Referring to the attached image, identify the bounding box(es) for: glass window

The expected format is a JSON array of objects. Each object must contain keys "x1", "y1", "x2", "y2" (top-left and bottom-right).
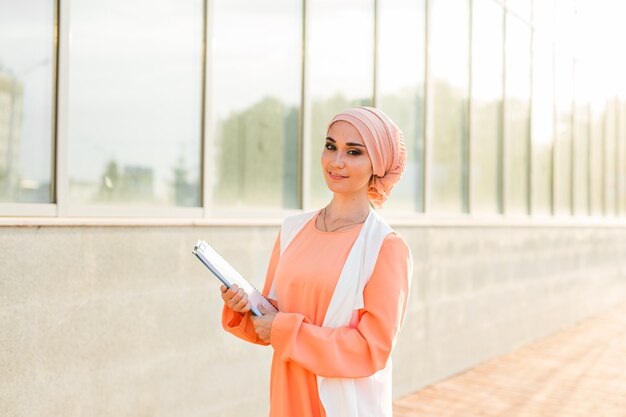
[
  {"x1": 552, "y1": 0, "x2": 576, "y2": 216},
  {"x1": 68, "y1": 0, "x2": 203, "y2": 207},
  {"x1": 572, "y1": 100, "x2": 590, "y2": 216},
  {"x1": 470, "y1": 0, "x2": 503, "y2": 214},
  {"x1": 531, "y1": 0, "x2": 554, "y2": 216},
  {"x1": 307, "y1": 0, "x2": 374, "y2": 208},
  {"x1": 504, "y1": 15, "x2": 531, "y2": 215},
  {"x1": 378, "y1": 0, "x2": 425, "y2": 212},
  {"x1": 603, "y1": 99, "x2": 617, "y2": 216},
  {"x1": 210, "y1": 0, "x2": 302, "y2": 210},
  {"x1": 0, "y1": 0, "x2": 55, "y2": 203},
  {"x1": 589, "y1": 101, "x2": 604, "y2": 216},
  {"x1": 553, "y1": 52, "x2": 573, "y2": 215},
  {"x1": 428, "y1": 0, "x2": 470, "y2": 213},
  {"x1": 620, "y1": 100, "x2": 626, "y2": 216}
]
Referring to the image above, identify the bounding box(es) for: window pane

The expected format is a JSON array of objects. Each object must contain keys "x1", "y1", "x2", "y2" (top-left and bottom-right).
[
  {"x1": 68, "y1": 0, "x2": 203, "y2": 207},
  {"x1": 604, "y1": 99, "x2": 617, "y2": 216},
  {"x1": 211, "y1": 0, "x2": 301, "y2": 209},
  {"x1": 470, "y1": 0, "x2": 503, "y2": 214},
  {"x1": 553, "y1": 53, "x2": 573, "y2": 215},
  {"x1": 307, "y1": 0, "x2": 374, "y2": 208},
  {"x1": 620, "y1": 100, "x2": 626, "y2": 216},
  {"x1": 504, "y1": 15, "x2": 531, "y2": 215},
  {"x1": 589, "y1": 102, "x2": 604, "y2": 216},
  {"x1": 531, "y1": 0, "x2": 554, "y2": 216},
  {"x1": 0, "y1": 1, "x2": 54, "y2": 203},
  {"x1": 428, "y1": 0, "x2": 469, "y2": 213},
  {"x1": 552, "y1": 0, "x2": 576, "y2": 215},
  {"x1": 378, "y1": 0, "x2": 425, "y2": 212},
  {"x1": 573, "y1": 101, "x2": 590, "y2": 216}
]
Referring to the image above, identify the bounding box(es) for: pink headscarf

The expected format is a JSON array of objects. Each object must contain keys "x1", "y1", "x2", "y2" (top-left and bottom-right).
[{"x1": 328, "y1": 107, "x2": 407, "y2": 208}]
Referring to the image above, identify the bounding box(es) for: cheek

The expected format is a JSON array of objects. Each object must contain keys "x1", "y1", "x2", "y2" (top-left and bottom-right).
[
  {"x1": 320, "y1": 151, "x2": 330, "y2": 168},
  {"x1": 353, "y1": 164, "x2": 373, "y2": 185},
  {"x1": 360, "y1": 160, "x2": 374, "y2": 178}
]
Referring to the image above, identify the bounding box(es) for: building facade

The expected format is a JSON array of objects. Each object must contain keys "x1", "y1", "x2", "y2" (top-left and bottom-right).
[{"x1": 1, "y1": 1, "x2": 626, "y2": 416}]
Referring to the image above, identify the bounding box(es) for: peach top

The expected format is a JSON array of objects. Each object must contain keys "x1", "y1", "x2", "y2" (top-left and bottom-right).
[{"x1": 222, "y1": 213, "x2": 411, "y2": 417}]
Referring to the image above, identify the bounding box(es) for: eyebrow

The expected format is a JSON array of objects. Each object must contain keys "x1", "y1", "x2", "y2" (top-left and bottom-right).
[{"x1": 325, "y1": 137, "x2": 366, "y2": 148}]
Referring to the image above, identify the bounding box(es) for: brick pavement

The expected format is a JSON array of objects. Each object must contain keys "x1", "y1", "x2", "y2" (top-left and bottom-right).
[{"x1": 393, "y1": 303, "x2": 626, "y2": 417}]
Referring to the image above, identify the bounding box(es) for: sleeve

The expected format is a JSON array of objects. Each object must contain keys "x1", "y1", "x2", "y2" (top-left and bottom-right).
[
  {"x1": 269, "y1": 233, "x2": 412, "y2": 378},
  {"x1": 220, "y1": 232, "x2": 282, "y2": 346}
]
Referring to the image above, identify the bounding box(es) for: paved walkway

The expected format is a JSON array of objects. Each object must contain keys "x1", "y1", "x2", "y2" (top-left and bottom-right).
[{"x1": 393, "y1": 304, "x2": 626, "y2": 417}]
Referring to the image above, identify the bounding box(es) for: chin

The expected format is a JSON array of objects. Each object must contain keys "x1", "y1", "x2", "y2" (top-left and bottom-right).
[
  {"x1": 323, "y1": 182, "x2": 347, "y2": 194},
  {"x1": 324, "y1": 181, "x2": 368, "y2": 197},
  {"x1": 323, "y1": 182, "x2": 342, "y2": 194}
]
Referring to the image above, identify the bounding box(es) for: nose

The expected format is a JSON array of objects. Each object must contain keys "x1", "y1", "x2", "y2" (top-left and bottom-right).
[{"x1": 330, "y1": 152, "x2": 345, "y2": 168}]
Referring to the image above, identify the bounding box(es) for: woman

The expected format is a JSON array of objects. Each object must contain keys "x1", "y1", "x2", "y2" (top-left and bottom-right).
[{"x1": 220, "y1": 106, "x2": 412, "y2": 417}]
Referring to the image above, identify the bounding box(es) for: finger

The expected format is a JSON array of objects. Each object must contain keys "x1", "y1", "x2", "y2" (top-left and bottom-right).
[
  {"x1": 223, "y1": 285, "x2": 237, "y2": 301},
  {"x1": 230, "y1": 289, "x2": 244, "y2": 305},
  {"x1": 234, "y1": 297, "x2": 250, "y2": 312},
  {"x1": 221, "y1": 289, "x2": 234, "y2": 303},
  {"x1": 235, "y1": 287, "x2": 246, "y2": 300},
  {"x1": 226, "y1": 284, "x2": 239, "y2": 296},
  {"x1": 222, "y1": 290, "x2": 236, "y2": 304},
  {"x1": 220, "y1": 285, "x2": 227, "y2": 293}
]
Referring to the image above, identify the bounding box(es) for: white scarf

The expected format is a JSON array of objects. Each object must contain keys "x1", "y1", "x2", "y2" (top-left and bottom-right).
[{"x1": 269, "y1": 209, "x2": 397, "y2": 417}]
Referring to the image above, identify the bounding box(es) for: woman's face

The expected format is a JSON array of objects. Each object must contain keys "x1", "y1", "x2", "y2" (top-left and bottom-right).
[{"x1": 321, "y1": 121, "x2": 373, "y2": 197}]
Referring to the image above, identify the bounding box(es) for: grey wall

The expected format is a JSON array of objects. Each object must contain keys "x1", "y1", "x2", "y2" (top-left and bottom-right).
[{"x1": 1, "y1": 224, "x2": 625, "y2": 417}]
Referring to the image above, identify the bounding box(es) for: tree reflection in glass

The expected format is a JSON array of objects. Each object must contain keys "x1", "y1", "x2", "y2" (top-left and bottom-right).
[
  {"x1": 470, "y1": 0, "x2": 503, "y2": 214},
  {"x1": 504, "y1": 15, "x2": 531, "y2": 215},
  {"x1": 211, "y1": 0, "x2": 301, "y2": 210},
  {"x1": 428, "y1": 0, "x2": 469, "y2": 213}
]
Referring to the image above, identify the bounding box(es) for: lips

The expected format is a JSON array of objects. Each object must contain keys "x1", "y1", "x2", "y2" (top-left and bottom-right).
[{"x1": 328, "y1": 171, "x2": 348, "y2": 180}]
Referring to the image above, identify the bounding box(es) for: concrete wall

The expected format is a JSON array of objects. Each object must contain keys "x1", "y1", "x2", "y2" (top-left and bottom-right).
[{"x1": 2, "y1": 224, "x2": 625, "y2": 417}]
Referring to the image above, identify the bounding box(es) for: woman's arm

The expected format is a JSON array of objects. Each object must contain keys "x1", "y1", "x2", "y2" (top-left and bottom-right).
[
  {"x1": 221, "y1": 232, "x2": 281, "y2": 346},
  {"x1": 269, "y1": 234, "x2": 412, "y2": 377}
]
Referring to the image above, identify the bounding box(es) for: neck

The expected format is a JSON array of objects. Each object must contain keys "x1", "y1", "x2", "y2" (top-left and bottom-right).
[{"x1": 325, "y1": 193, "x2": 371, "y2": 222}]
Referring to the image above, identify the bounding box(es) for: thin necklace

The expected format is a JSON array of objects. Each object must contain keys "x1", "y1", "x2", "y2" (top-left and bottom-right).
[{"x1": 322, "y1": 206, "x2": 368, "y2": 232}]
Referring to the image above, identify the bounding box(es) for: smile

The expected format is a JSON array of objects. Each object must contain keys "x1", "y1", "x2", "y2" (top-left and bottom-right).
[{"x1": 328, "y1": 172, "x2": 348, "y2": 180}]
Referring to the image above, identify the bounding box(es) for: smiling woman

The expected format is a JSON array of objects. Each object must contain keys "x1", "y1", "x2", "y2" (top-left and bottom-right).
[{"x1": 220, "y1": 107, "x2": 413, "y2": 417}]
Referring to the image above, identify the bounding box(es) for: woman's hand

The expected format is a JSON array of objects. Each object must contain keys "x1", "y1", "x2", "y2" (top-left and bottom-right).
[
  {"x1": 220, "y1": 284, "x2": 251, "y2": 314},
  {"x1": 251, "y1": 305, "x2": 277, "y2": 343}
]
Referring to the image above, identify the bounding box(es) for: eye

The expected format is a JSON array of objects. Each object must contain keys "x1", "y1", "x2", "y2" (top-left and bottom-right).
[
  {"x1": 325, "y1": 142, "x2": 336, "y2": 151},
  {"x1": 347, "y1": 149, "x2": 362, "y2": 156}
]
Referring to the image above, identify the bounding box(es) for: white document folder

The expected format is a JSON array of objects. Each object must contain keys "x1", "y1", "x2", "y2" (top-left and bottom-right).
[{"x1": 193, "y1": 240, "x2": 277, "y2": 317}]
